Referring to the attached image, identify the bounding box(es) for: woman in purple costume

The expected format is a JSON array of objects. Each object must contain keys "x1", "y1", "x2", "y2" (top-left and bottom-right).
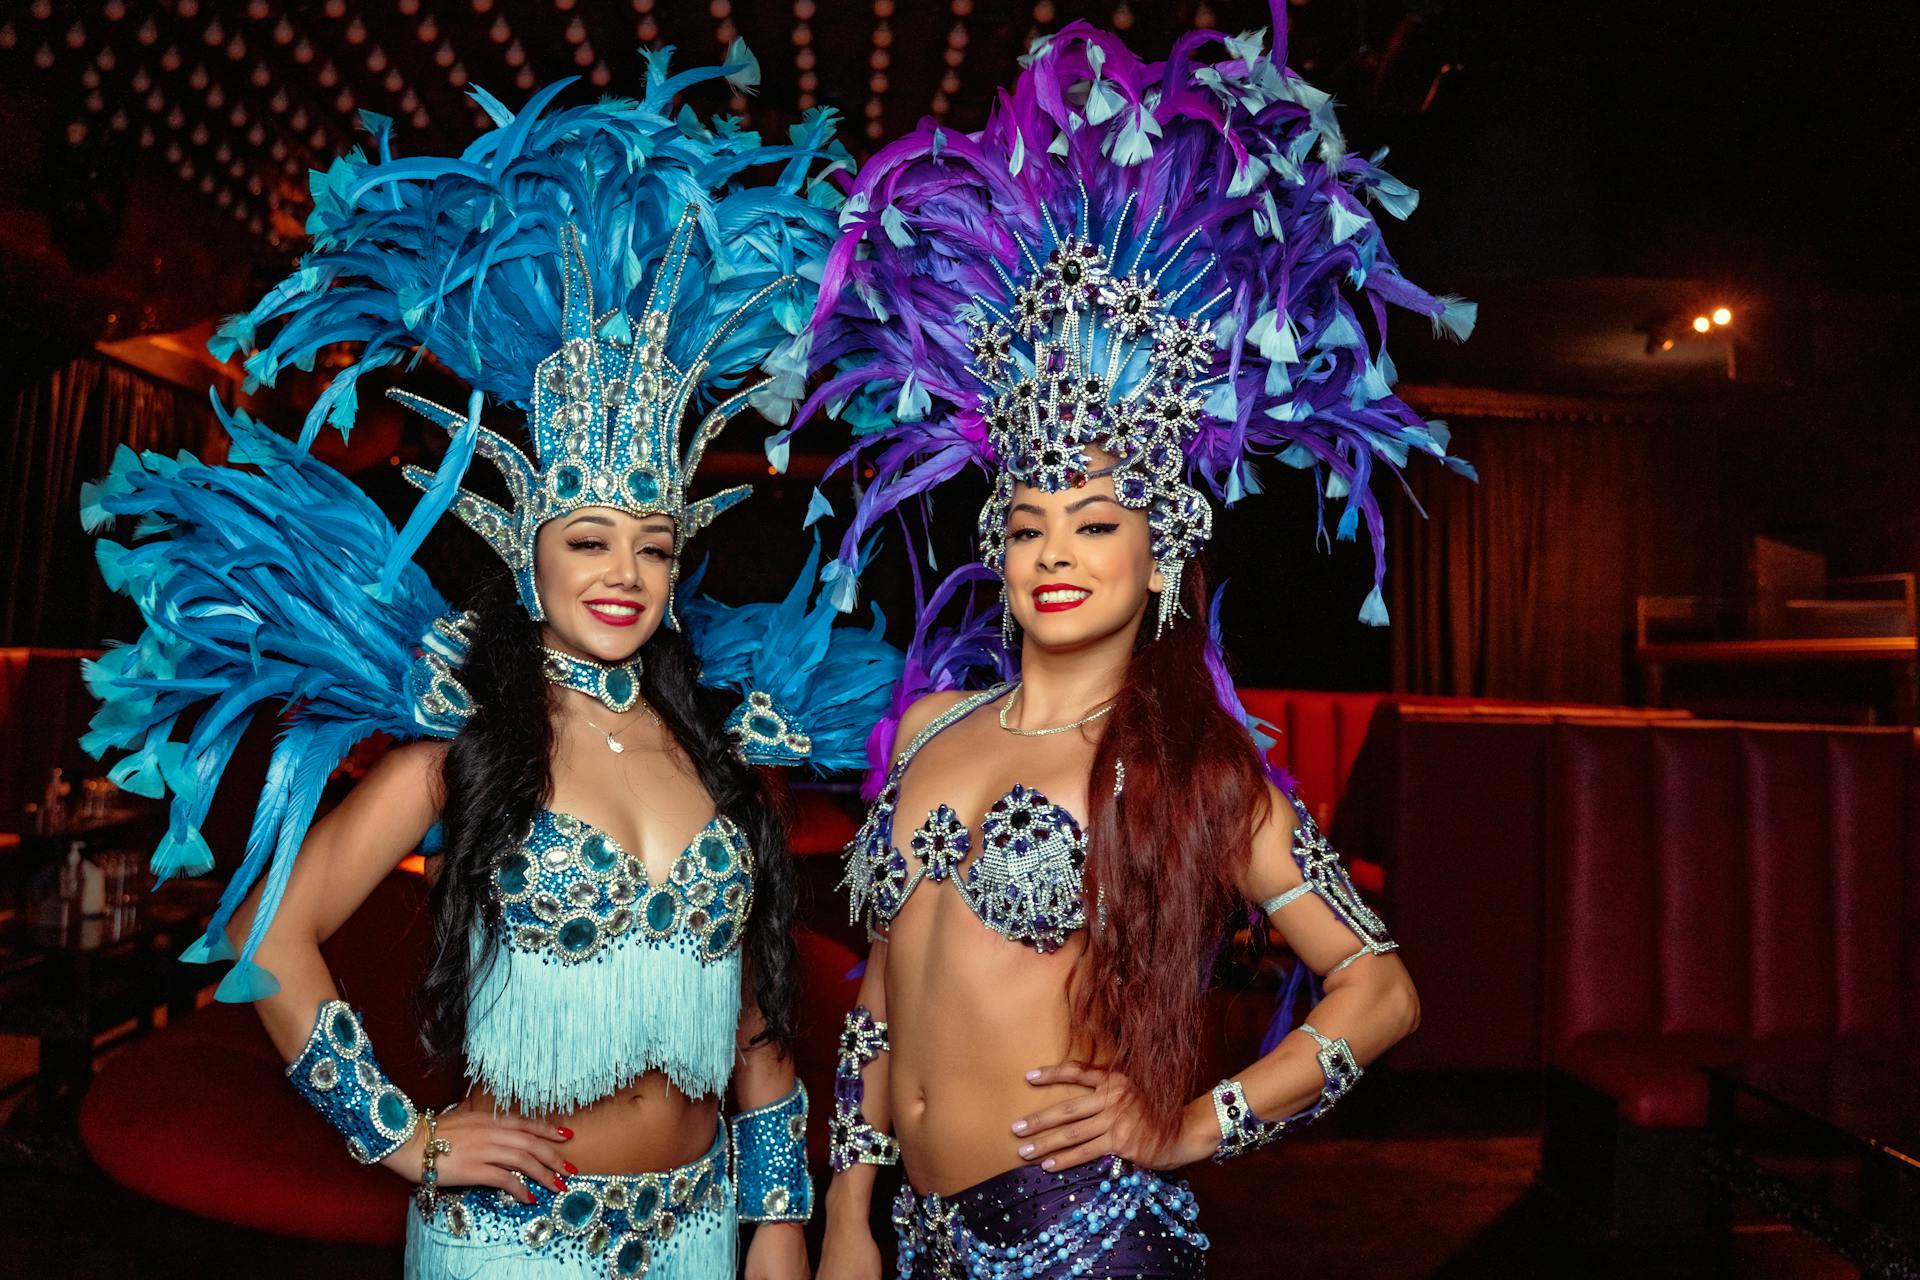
[{"x1": 790, "y1": 10, "x2": 1475, "y2": 1276}]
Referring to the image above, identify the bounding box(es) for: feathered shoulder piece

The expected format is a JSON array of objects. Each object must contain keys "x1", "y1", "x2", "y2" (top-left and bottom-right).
[
  {"x1": 678, "y1": 538, "x2": 902, "y2": 773},
  {"x1": 798, "y1": 14, "x2": 1473, "y2": 632},
  {"x1": 80, "y1": 398, "x2": 473, "y2": 1001}
]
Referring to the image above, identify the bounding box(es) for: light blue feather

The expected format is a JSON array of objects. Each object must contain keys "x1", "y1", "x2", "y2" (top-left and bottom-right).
[
  {"x1": 679, "y1": 539, "x2": 902, "y2": 773},
  {"x1": 82, "y1": 396, "x2": 468, "y2": 998}
]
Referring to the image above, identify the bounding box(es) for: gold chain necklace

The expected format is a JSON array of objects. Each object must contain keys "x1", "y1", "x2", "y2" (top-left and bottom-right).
[{"x1": 996, "y1": 682, "x2": 1116, "y2": 738}]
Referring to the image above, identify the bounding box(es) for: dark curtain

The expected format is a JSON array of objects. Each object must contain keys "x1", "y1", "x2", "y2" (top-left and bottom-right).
[
  {"x1": 2, "y1": 356, "x2": 217, "y2": 646},
  {"x1": 1388, "y1": 412, "x2": 1728, "y2": 704}
]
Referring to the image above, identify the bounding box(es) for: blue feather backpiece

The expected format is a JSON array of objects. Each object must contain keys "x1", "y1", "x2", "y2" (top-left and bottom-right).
[
  {"x1": 80, "y1": 398, "x2": 472, "y2": 1002},
  {"x1": 679, "y1": 538, "x2": 902, "y2": 774}
]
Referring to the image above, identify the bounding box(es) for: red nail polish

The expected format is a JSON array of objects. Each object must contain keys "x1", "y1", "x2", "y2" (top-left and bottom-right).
[
  {"x1": 556, "y1": 1127, "x2": 574, "y2": 1140},
  {"x1": 563, "y1": 1161, "x2": 579, "y2": 1175},
  {"x1": 554, "y1": 1177, "x2": 568, "y2": 1191}
]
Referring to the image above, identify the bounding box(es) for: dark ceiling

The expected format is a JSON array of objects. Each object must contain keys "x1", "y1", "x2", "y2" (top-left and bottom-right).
[{"x1": 0, "y1": 0, "x2": 1913, "y2": 358}]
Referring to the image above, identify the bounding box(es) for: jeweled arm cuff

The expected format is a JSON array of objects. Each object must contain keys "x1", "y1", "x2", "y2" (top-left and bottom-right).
[
  {"x1": 286, "y1": 1000, "x2": 419, "y2": 1164},
  {"x1": 829, "y1": 1005, "x2": 899, "y2": 1173},
  {"x1": 731, "y1": 1081, "x2": 813, "y2": 1224},
  {"x1": 1209, "y1": 1024, "x2": 1363, "y2": 1163}
]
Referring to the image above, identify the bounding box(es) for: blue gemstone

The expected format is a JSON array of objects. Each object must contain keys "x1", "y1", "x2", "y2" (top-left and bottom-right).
[
  {"x1": 497, "y1": 854, "x2": 530, "y2": 895},
  {"x1": 701, "y1": 834, "x2": 732, "y2": 874},
  {"x1": 706, "y1": 921, "x2": 733, "y2": 954},
  {"x1": 330, "y1": 1009, "x2": 358, "y2": 1048},
  {"x1": 630, "y1": 1182, "x2": 661, "y2": 1221},
  {"x1": 747, "y1": 712, "x2": 784, "y2": 738},
  {"x1": 645, "y1": 890, "x2": 678, "y2": 933},
  {"x1": 557, "y1": 917, "x2": 598, "y2": 954},
  {"x1": 375, "y1": 1091, "x2": 410, "y2": 1132},
  {"x1": 627, "y1": 470, "x2": 660, "y2": 505},
  {"x1": 554, "y1": 465, "x2": 585, "y2": 500},
  {"x1": 582, "y1": 833, "x2": 619, "y2": 874},
  {"x1": 604, "y1": 668, "x2": 634, "y2": 707},
  {"x1": 614, "y1": 1236, "x2": 650, "y2": 1276},
  {"x1": 559, "y1": 1189, "x2": 598, "y2": 1228}
]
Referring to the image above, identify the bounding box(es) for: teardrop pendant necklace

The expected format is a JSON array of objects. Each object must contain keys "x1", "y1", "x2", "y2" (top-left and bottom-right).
[{"x1": 583, "y1": 703, "x2": 661, "y2": 755}]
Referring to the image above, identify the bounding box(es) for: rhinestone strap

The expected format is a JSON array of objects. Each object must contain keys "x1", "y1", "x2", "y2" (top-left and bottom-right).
[
  {"x1": 1208, "y1": 1023, "x2": 1363, "y2": 1163},
  {"x1": 731, "y1": 1082, "x2": 812, "y2": 1224},
  {"x1": 286, "y1": 1000, "x2": 419, "y2": 1165},
  {"x1": 829, "y1": 1005, "x2": 899, "y2": 1172}
]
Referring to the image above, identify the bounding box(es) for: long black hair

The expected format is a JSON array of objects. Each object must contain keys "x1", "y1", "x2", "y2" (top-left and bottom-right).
[{"x1": 417, "y1": 570, "x2": 799, "y2": 1067}]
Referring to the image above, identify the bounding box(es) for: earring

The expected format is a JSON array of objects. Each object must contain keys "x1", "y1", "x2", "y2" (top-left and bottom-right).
[
  {"x1": 1000, "y1": 576, "x2": 1017, "y2": 652},
  {"x1": 1154, "y1": 558, "x2": 1184, "y2": 640}
]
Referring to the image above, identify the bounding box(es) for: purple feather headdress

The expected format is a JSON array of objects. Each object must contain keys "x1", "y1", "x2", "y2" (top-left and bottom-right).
[{"x1": 791, "y1": 13, "x2": 1474, "y2": 644}]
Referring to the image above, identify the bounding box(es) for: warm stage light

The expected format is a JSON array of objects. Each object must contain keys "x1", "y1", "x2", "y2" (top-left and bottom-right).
[
  {"x1": 1711, "y1": 306, "x2": 1732, "y2": 326},
  {"x1": 1691, "y1": 315, "x2": 1711, "y2": 334},
  {"x1": 1660, "y1": 338, "x2": 1674, "y2": 351}
]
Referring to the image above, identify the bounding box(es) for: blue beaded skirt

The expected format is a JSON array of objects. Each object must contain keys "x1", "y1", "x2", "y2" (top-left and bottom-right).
[
  {"x1": 405, "y1": 1125, "x2": 736, "y2": 1279},
  {"x1": 892, "y1": 1157, "x2": 1208, "y2": 1279}
]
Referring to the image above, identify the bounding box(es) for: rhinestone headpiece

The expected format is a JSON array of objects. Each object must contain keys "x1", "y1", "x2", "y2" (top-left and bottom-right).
[
  {"x1": 970, "y1": 196, "x2": 1226, "y2": 635},
  {"x1": 398, "y1": 217, "x2": 792, "y2": 626}
]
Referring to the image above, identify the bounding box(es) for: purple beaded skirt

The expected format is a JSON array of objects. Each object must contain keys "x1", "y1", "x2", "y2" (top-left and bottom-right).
[{"x1": 892, "y1": 1156, "x2": 1208, "y2": 1278}]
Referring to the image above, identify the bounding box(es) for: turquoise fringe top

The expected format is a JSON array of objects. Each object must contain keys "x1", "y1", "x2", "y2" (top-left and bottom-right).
[{"x1": 464, "y1": 809, "x2": 752, "y2": 1114}]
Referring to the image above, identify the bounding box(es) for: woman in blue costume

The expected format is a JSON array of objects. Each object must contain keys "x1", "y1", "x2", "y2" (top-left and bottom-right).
[
  {"x1": 789, "y1": 14, "x2": 1474, "y2": 1278},
  {"x1": 82, "y1": 48, "x2": 898, "y2": 1280}
]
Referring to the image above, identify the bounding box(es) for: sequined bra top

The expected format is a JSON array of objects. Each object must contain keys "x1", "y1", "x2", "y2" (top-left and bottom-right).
[
  {"x1": 465, "y1": 808, "x2": 754, "y2": 1114},
  {"x1": 844, "y1": 686, "x2": 1088, "y2": 954}
]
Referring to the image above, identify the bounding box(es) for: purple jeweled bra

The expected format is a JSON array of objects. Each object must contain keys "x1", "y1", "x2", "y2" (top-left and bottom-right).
[{"x1": 844, "y1": 686, "x2": 1087, "y2": 954}]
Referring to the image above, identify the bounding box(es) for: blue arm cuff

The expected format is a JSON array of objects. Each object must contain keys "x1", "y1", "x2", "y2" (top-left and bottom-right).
[
  {"x1": 731, "y1": 1081, "x2": 812, "y2": 1223},
  {"x1": 286, "y1": 1000, "x2": 419, "y2": 1164}
]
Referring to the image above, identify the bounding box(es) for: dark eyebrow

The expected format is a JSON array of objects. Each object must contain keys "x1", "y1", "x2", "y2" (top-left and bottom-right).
[
  {"x1": 1009, "y1": 501, "x2": 1047, "y2": 517},
  {"x1": 638, "y1": 517, "x2": 676, "y2": 535},
  {"x1": 1065, "y1": 494, "x2": 1121, "y2": 514},
  {"x1": 563, "y1": 513, "x2": 615, "y2": 529}
]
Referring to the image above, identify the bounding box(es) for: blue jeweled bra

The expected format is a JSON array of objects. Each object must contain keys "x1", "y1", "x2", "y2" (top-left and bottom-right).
[
  {"x1": 844, "y1": 686, "x2": 1088, "y2": 954},
  {"x1": 466, "y1": 808, "x2": 754, "y2": 1113},
  {"x1": 495, "y1": 809, "x2": 753, "y2": 965}
]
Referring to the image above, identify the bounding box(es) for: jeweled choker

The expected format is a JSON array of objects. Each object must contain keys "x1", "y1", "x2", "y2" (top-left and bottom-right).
[{"x1": 541, "y1": 647, "x2": 644, "y2": 713}]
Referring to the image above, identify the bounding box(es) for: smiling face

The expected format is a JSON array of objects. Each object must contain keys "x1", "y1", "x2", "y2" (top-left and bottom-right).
[
  {"x1": 532, "y1": 506, "x2": 675, "y2": 663},
  {"x1": 1002, "y1": 452, "x2": 1164, "y2": 653}
]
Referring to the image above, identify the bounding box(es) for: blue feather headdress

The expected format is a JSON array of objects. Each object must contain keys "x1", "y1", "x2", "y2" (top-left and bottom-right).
[
  {"x1": 795, "y1": 15, "x2": 1473, "y2": 638},
  {"x1": 216, "y1": 46, "x2": 850, "y2": 623}
]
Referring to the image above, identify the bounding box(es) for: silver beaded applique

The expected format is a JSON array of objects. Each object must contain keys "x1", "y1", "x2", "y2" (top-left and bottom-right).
[{"x1": 966, "y1": 198, "x2": 1229, "y2": 638}]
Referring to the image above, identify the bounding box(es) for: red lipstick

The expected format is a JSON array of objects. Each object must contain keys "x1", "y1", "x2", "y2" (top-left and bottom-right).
[{"x1": 584, "y1": 598, "x2": 644, "y2": 628}]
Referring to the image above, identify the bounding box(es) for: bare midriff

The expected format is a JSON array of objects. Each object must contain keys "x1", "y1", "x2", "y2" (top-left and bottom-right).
[
  {"x1": 885, "y1": 886, "x2": 1105, "y2": 1197},
  {"x1": 468, "y1": 1070, "x2": 720, "y2": 1175}
]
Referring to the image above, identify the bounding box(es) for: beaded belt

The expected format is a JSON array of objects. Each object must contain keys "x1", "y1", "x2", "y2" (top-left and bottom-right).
[
  {"x1": 892, "y1": 1158, "x2": 1207, "y2": 1280},
  {"x1": 425, "y1": 1130, "x2": 731, "y2": 1279}
]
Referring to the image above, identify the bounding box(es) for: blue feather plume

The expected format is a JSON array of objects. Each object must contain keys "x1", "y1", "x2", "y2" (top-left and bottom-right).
[
  {"x1": 82, "y1": 396, "x2": 470, "y2": 1001},
  {"x1": 678, "y1": 538, "x2": 902, "y2": 774}
]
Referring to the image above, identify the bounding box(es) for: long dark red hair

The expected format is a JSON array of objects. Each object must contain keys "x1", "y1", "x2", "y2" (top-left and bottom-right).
[{"x1": 1076, "y1": 559, "x2": 1269, "y2": 1147}]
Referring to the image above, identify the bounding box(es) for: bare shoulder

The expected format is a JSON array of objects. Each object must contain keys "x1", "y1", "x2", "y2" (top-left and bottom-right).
[
  {"x1": 1242, "y1": 778, "x2": 1304, "y2": 899},
  {"x1": 1255, "y1": 778, "x2": 1302, "y2": 845},
  {"x1": 888, "y1": 689, "x2": 979, "y2": 766},
  {"x1": 367, "y1": 738, "x2": 451, "y2": 808}
]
